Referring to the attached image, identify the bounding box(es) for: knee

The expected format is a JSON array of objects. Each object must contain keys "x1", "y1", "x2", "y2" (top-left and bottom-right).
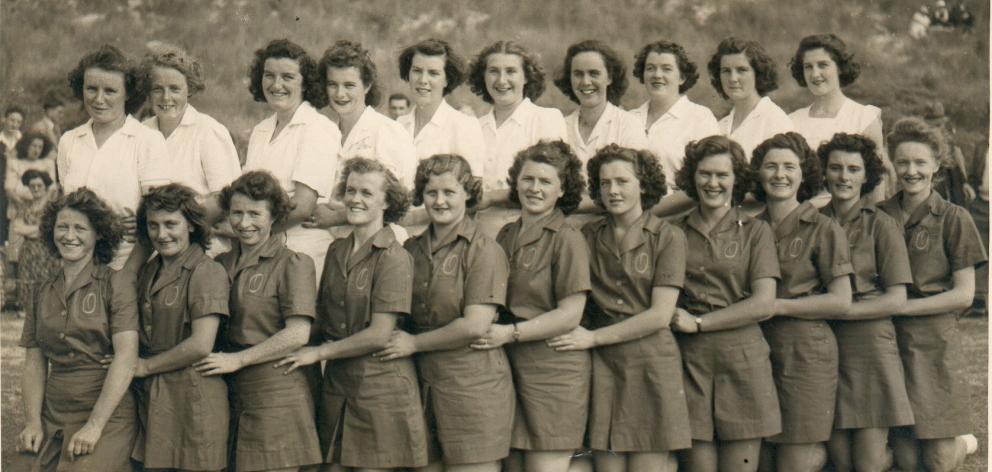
[
  {"x1": 921, "y1": 443, "x2": 960, "y2": 472},
  {"x1": 852, "y1": 452, "x2": 889, "y2": 472},
  {"x1": 777, "y1": 444, "x2": 828, "y2": 472}
]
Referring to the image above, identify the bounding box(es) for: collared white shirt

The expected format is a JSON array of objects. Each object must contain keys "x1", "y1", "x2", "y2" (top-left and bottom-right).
[
  {"x1": 339, "y1": 106, "x2": 417, "y2": 188},
  {"x1": 144, "y1": 104, "x2": 242, "y2": 196},
  {"x1": 718, "y1": 96, "x2": 794, "y2": 160},
  {"x1": 630, "y1": 95, "x2": 720, "y2": 186},
  {"x1": 789, "y1": 97, "x2": 881, "y2": 150},
  {"x1": 397, "y1": 99, "x2": 485, "y2": 177},
  {"x1": 565, "y1": 102, "x2": 648, "y2": 164},
  {"x1": 479, "y1": 98, "x2": 567, "y2": 191},
  {"x1": 57, "y1": 115, "x2": 172, "y2": 269}
]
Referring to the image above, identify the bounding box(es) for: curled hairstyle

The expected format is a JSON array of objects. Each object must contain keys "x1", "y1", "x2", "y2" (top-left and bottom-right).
[
  {"x1": 587, "y1": 144, "x2": 667, "y2": 210},
  {"x1": 319, "y1": 40, "x2": 381, "y2": 107},
  {"x1": 398, "y1": 38, "x2": 466, "y2": 97},
  {"x1": 335, "y1": 157, "x2": 411, "y2": 224},
  {"x1": 142, "y1": 43, "x2": 206, "y2": 96},
  {"x1": 789, "y1": 34, "x2": 861, "y2": 88},
  {"x1": 632, "y1": 40, "x2": 699, "y2": 94},
  {"x1": 886, "y1": 116, "x2": 949, "y2": 168},
  {"x1": 219, "y1": 171, "x2": 295, "y2": 225},
  {"x1": 137, "y1": 184, "x2": 212, "y2": 250},
  {"x1": 248, "y1": 39, "x2": 327, "y2": 108},
  {"x1": 677, "y1": 135, "x2": 752, "y2": 205},
  {"x1": 68, "y1": 45, "x2": 146, "y2": 115},
  {"x1": 21, "y1": 169, "x2": 53, "y2": 188},
  {"x1": 817, "y1": 133, "x2": 883, "y2": 196},
  {"x1": 554, "y1": 40, "x2": 628, "y2": 105},
  {"x1": 15, "y1": 132, "x2": 53, "y2": 160},
  {"x1": 751, "y1": 132, "x2": 823, "y2": 202},
  {"x1": 468, "y1": 40, "x2": 547, "y2": 103},
  {"x1": 507, "y1": 140, "x2": 585, "y2": 215},
  {"x1": 4, "y1": 105, "x2": 25, "y2": 118},
  {"x1": 40, "y1": 188, "x2": 123, "y2": 264},
  {"x1": 707, "y1": 37, "x2": 779, "y2": 100},
  {"x1": 412, "y1": 154, "x2": 483, "y2": 209}
]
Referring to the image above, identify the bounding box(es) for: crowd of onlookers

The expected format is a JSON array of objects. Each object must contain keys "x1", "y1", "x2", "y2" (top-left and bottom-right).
[{"x1": 910, "y1": 0, "x2": 976, "y2": 39}]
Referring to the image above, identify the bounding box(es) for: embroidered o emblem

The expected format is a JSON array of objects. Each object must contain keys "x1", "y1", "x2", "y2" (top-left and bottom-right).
[
  {"x1": 247, "y1": 273, "x2": 265, "y2": 293},
  {"x1": 522, "y1": 247, "x2": 538, "y2": 268},
  {"x1": 723, "y1": 241, "x2": 740, "y2": 259},
  {"x1": 355, "y1": 267, "x2": 371, "y2": 290},
  {"x1": 634, "y1": 252, "x2": 650, "y2": 274},
  {"x1": 913, "y1": 229, "x2": 930, "y2": 250},
  {"x1": 163, "y1": 286, "x2": 181, "y2": 306},
  {"x1": 82, "y1": 292, "x2": 97, "y2": 314},
  {"x1": 788, "y1": 238, "x2": 804, "y2": 258},
  {"x1": 442, "y1": 254, "x2": 459, "y2": 276}
]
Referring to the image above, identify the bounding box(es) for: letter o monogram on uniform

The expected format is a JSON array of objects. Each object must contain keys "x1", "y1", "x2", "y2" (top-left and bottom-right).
[
  {"x1": 247, "y1": 273, "x2": 265, "y2": 293},
  {"x1": 913, "y1": 229, "x2": 930, "y2": 250},
  {"x1": 788, "y1": 237, "x2": 804, "y2": 258},
  {"x1": 634, "y1": 251, "x2": 650, "y2": 274},
  {"x1": 82, "y1": 292, "x2": 98, "y2": 314},
  {"x1": 522, "y1": 246, "x2": 538, "y2": 268},
  {"x1": 442, "y1": 254, "x2": 459, "y2": 275},
  {"x1": 723, "y1": 240, "x2": 740, "y2": 259},
  {"x1": 355, "y1": 267, "x2": 371, "y2": 290},
  {"x1": 164, "y1": 285, "x2": 181, "y2": 306}
]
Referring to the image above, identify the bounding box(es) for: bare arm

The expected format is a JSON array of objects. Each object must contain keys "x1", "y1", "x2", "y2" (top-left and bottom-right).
[
  {"x1": 549, "y1": 286, "x2": 678, "y2": 351},
  {"x1": 676, "y1": 277, "x2": 777, "y2": 332},
  {"x1": 272, "y1": 182, "x2": 318, "y2": 234},
  {"x1": 774, "y1": 275, "x2": 852, "y2": 320},
  {"x1": 137, "y1": 316, "x2": 220, "y2": 377},
  {"x1": 195, "y1": 316, "x2": 312, "y2": 375},
  {"x1": 843, "y1": 284, "x2": 907, "y2": 321},
  {"x1": 303, "y1": 200, "x2": 349, "y2": 229},
  {"x1": 120, "y1": 239, "x2": 152, "y2": 276},
  {"x1": 900, "y1": 267, "x2": 975, "y2": 316},
  {"x1": 18, "y1": 348, "x2": 47, "y2": 452},
  {"x1": 375, "y1": 304, "x2": 497, "y2": 360},
  {"x1": 651, "y1": 191, "x2": 697, "y2": 219},
  {"x1": 276, "y1": 313, "x2": 399, "y2": 373}
]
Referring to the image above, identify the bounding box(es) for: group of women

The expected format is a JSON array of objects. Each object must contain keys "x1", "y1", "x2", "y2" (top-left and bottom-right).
[{"x1": 11, "y1": 29, "x2": 987, "y2": 472}]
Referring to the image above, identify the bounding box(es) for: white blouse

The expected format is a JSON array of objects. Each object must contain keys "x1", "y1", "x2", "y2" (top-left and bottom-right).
[
  {"x1": 398, "y1": 100, "x2": 485, "y2": 177},
  {"x1": 718, "y1": 96, "x2": 794, "y2": 160},
  {"x1": 478, "y1": 98, "x2": 567, "y2": 191},
  {"x1": 144, "y1": 104, "x2": 242, "y2": 196},
  {"x1": 630, "y1": 95, "x2": 720, "y2": 186},
  {"x1": 339, "y1": 106, "x2": 418, "y2": 188},
  {"x1": 565, "y1": 102, "x2": 648, "y2": 164},
  {"x1": 789, "y1": 97, "x2": 881, "y2": 151}
]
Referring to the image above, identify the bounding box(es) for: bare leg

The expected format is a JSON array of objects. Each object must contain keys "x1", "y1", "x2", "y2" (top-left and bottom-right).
[
  {"x1": 890, "y1": 431, "x2": 920, "y2": 472},
  {"x1": 568, "y1": 454, "x2": 594, "y2": 472},
  {"x1": 683, "y1": 440, "x2": 718, "y2": 472},
  {"x1": 594, "y1": 451, "x2": 626, "y2": 472},
  {"x1": 828, "y1": 429, "x2": 853, "y2": 472},
  {"x1": 850, "y1": 428, "x2": 890, "y2": 472},
  {"x1": 775, "y1": 443, "x2": 828, "y2": 472},
  {"x1": 628, "y1": 452, "x2": 678, "y2": 471},
  {"x1": 920, "y1": 437, "x2": 972, "y2": 472},
  {"x1": 524, "y1": 450, "x2": 573, "y2": 472},
  {"x1": 720, "y1": 438, "x2": 762, "y2": 472}
]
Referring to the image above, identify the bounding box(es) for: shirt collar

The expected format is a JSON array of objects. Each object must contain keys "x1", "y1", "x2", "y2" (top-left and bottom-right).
[
  {"x1": 146, "y1": 244, "x2": 206, "y2": 295},
  {"x1": 684, "y1": 206, "x2": 751, "y2": 238},
  {"x1": 75, "y1": 114, "x2": 143, "y2": 138},
  {"x1": 222, "y1": 234, "x2": 285, "y2": 277},
  {"x1": 821, "y1": 197, "x2": 874, "y2": 226},
  {"x1": 758, "y1": 200, "x2": 819, "y2": 239},
  {"x1": 507, "y1": 208, "x2": 567, "y2": 252},
  {"x1": 424, "y1": 216, "x2": 479, "y2": 255},
  {"x1": 879, "y1": 191, "x2": 948, "y2": 227},
  {"x1": 63, "y1": 259, "x2": 104, "y2": 298},
  {"x1": 345, "y1": 226, "x2": 397, "y2": 271},
  {"x1": 595, "y1": 211, "x2": 663, "y2": 255}
]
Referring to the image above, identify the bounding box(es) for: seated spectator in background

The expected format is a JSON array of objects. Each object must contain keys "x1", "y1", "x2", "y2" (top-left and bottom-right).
[
  {"x1": 951, "y1": 2, "x2": 975, "y2": 29},
  {"x1": 931, "y1": 0, "x2": 952, "y2": 27},
  {"x1": 910, "y1": 5, "x2": 932, "y2": 39},
  {"x1": 387, "y1": 93, "x2": 411, "y2": 120},
  {"x1": 30, "y1": 96, "x2": 65, "y2": 151},
  {"x1": 922, "y1": 101, "x2": 973, "y2": 206},
  {"x1": 0, "y1": 105, "x2": 24, "y2": 155}
]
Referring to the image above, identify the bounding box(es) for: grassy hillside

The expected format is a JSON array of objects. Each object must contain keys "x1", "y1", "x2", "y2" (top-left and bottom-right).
[{"x1": 1, "y1": 0, "x2": 988, "y2": 152}]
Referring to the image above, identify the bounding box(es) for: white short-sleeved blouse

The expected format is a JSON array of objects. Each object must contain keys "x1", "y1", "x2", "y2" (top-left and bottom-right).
[
  {"x1": 144, "y1": 104, "x2": 242, "y2": 196},
  {"x1": 630, "y1": 95, "x2": 721, "y2": 186},
  {"x1": 339, "y1": 106, "x2": 417, "y2": 188},
  {"x1": 789, "y1": 98, "x2": 882, "y2": 151},
  {"x1": 397, "y1": 100, "x2": 485, "y2": 177},
  {"x1": 565, "y1": 102, "x2": 648, "y2": 164},
  {"x1": 479, "y1": 98, "x2": 567, "y2": 191},
  {"x1": 718, "y1": 96, "x2": 794, "y2": 160}
]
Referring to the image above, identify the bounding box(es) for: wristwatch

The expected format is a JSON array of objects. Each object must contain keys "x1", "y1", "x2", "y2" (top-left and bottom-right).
[
  {"x1": 512, "y1": 323, "x2": 521, "y2": 343},
  {"x1": 695, "y1": 316, "x2": 704, "y2": 333}
]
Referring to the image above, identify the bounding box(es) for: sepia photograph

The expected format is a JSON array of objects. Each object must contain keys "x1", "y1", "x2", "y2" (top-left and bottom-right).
[{"x1": 0, "y1": 0, "x2": 989, "y2": 470}]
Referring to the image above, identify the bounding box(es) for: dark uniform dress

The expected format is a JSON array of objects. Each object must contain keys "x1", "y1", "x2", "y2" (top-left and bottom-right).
[
  {"x1": 215, "y1": 236, "x2": 322, "y2": 471},
  {"x1": 133, "y1": 244, "x2": 230, "y2": 470},
  {"x1": 19, "y1": 261, "x2": 139, "y2": 472},
  {"x1": 879, "y1": 191, "x2": 988, "y2": 439},
  {"x1": 496, "y1": 209, "x2": 592, "y2": 451},
  {"x1": 405, "y1": 216, "x2": 516, "y2": 464},
  {"x1": 674, "y1": 207, "x2": 781, "y2": 442},
  {"x1": 820, "y1": 199, "x2": 915, "y2": 430},
  {"x1": 758, "y1": 201, "x2": 854, "y2": 444},
  {"x1": 315, "y1": 227, "x2": 429, "y2": 468},
  {"x1": 582, "y1": 213, "x2": 692, "y2": 452}
]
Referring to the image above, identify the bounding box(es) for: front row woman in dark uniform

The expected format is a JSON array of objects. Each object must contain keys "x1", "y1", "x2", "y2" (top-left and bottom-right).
[{"x1": 18, "y1": 188, "x2": 140, "y2": 472}]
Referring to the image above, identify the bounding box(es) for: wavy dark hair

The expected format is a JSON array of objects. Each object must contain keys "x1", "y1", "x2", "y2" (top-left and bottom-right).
[
  {"x1": 587, "y1": 144, "x2": 667, "y2": 210},
  {"x1": 4, "y1": 105, "x2": 25, "y2": 118},
  {"x1": 318, "y1": 40, "x2": 381, "y2": 107},
  {"x1": 15, "y1": 132, "x2": 53, "y2": 160},
  {"x1": 219, "y1": 171, "x2": 295, "y2": 225},
  {"x1": 398, "y1": 38, "x2": 466, "y2": 97},
  {"x1": 554, "y1": 40, "x2": 628, "y2": 105},
  {"x1": 789, "y1": 34, "x2": 861, "y2": 88},
  {"x1": 468, "y1": 40, "x2": 547, "y2": 103},
  {"x1": 68, "y1": 44, "x2": 146, "y2": 115},
  {"x1": 248, "y1": 39, "x2": 327, "y2": 108},
  {"x1": 751, "y1": 132, "x2": 823, "y2": 202},
  {"x1": 412, "y1": 154, "x2": 483, "y2": 209},
  {"x1": 142, "y1": 42, "x2": 206, "y2": 96},
  {"x1": 707, "y1": 37, "x2": 778, "y2": 100},
  {"x1": 507, "y1": 140, "x2": 585, "y2": 215},
  {"x1": 886, "y1": 116, "x2": 950, "y2": 168},
  {"x1": 632, "y1": 40, "x2": 699, "y2": 94},
  {"x1": 40, "y1": 188, "x2": 123, "y2": 264},
  {"x1": 335, "y1": 157, "x2": 411, "y2": 224},
  {"x1": 817, "y1": 133, "x2": 883, "y2": 196},
  {"x1": 21, "y1": 169, "x2": 53, "y2": 188},
  {"x1": 677, "y1": 136, "x2": 752, "y2": 205},
  {"x1": 137, "y1": 183, "x2": 212, "y2": 250}
]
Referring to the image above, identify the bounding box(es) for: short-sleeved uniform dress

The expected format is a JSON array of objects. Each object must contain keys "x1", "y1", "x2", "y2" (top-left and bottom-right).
[
  {"x1": 405, "y1": 216, "x2": 515, "y2": 464},
  {"x1": 879, "y1": 191, "x2": 988, "y2": 439},
  {"x1": 582, "y1": 213, "x2": 692, "y2": 452},
  {"x1": 820, "y1": 200, "x2": 915, "y2": 430},
  {"x1": 315, "y1": 227, "x2": 429, "y2": 468},
  {"x1": 20, "y1": 261, "x2": 139, "y2": 472},
  {"x1": 673, "y1": 207, "x2": 782, "y2": 441},
  {"x1": 758, "y1": 201, "x2": 854, "y2": 444},
  {"x1": 215, "y1": 236, "x2": 322, "y2": 471},
  {"x1": 133, "y1": 244, "x2": 230, "y2": 470},
  {"x1": 496, "y1": 209, "x2": 592, "y2": 451}
]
